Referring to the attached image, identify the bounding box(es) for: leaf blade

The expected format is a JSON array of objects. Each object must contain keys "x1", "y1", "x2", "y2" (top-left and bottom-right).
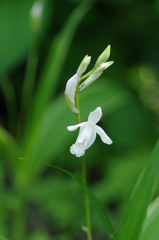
[{"x1": 118, "y1": 138, "x2": 159, "y2": 240}]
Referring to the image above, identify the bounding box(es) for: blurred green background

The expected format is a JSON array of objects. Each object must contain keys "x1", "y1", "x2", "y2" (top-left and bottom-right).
[{"x1": 0, "y1": 0, "x2": 159, "y2": 239}]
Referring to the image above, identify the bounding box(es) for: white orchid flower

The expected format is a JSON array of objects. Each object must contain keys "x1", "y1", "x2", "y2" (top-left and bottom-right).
[
  {"x1": 67, "y1": 107, "x2": 112, "y2": 157},
  {"x1": 30, "y1": 1, "x2": 43, "y2": 33},
  {"x1": 65, "y1": 55, "x2": 91, "y2": 114}
]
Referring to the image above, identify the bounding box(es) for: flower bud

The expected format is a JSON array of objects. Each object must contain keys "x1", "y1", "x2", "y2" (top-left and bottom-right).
[
  {"x1": 79, "y1": 72, "x2": 101, "y2": 91},
  {"x1": 79, "y1": 61, "x2": 114, "y2": 91},
  {"x1": 77, "y1": 55, "x2": 91, "y2": 77},
  {"x1": 30, "y1": 1, "x2": 43, "y2": 34},
  {"x1": 94, "y1": 45, "x2": 111, "y2": 68},
  {"x1": 93, "y1": 61, "x2": 114, "y2": 74}
]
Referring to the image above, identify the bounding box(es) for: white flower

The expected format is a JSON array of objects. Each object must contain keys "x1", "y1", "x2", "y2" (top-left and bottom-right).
[
  {"x1": 30, "y1": 1, "x2": 43, "y2": 33},
  {"x1": 65, "y1": 55, "x2": 91, "y2": 113},
  {"x1": 30, "y1": 2, "x2": 43, "y2": 19},
  {"x1": 67, "y1": 107, "x2": 112, "y2": 157}
]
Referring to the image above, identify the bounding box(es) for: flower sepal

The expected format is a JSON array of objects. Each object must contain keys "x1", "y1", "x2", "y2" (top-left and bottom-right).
[
  {"x1": 64, "y1": 74, "x2": 79, "y2": 114},
  {"x1": 65, "y1": 92, "x2": 79, "y2": 114}
]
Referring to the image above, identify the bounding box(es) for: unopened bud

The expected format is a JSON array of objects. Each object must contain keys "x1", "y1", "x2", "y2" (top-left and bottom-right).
[
  {"x1": 94, "y1": 45, "x2": 111, "y2": 68},
  {"x1": 79, "y1": 72, "x2": 101, "y2": 91},
  {"x1": 30, "y1": 1, "x2": 43, "y2": 33},
  {"x1": 77, "y1": 55, "x2": 91, "y2": 77}
]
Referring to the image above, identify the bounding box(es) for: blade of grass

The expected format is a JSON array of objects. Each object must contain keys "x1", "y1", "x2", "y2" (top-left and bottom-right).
[
  {"x1": 43, "y1": 163, "x2": 116, "y2": 239},
  {"x1": 118, "y1": 138, "x2": 159, "y2": 240},
  {"x1": 139, "y1": 196, "x2": 159, "y2": 240},
  {"x1": 0, "y1": 126, "x2": 20, "y2": 173},
  {"x1": 1, "y1": 75, "x2": 18, "y2": 135}
]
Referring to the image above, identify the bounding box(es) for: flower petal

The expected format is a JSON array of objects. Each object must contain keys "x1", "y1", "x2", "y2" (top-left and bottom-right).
[
  {"x1": 88, "y1": 107, "x2": 102, "y2": 125},
  {"x1": 76, "y1": 124, "x2": 96, "y2": 149},
  {"x1": 93, "y1": 125, "x2": 112, "y2": 145},
  {"x1": 85, "y1": 128, "x2": 96, "y2": 149},
  {"x1": 67, "y1": 122, "x2": 87, "y2": 131},
  {"x1": 65, "y1": 73, "x2": 79, "y2": 101}
]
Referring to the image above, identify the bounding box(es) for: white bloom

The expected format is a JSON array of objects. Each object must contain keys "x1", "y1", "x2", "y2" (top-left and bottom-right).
[
  {"x1": 30, "y1": 1, "x2": 43, "y2": 33},
  {"x1": 67, "y1": 107, "x2": 112, "y2": 157},
  {"x1": 65, "y1": 55, "x2": 91, "y2": 114},
  {"x1": 30, "y1": 2, "x2": 43, "y2": 19}
]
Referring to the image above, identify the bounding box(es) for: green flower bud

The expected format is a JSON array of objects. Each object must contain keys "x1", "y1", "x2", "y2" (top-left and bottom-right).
[{"x1": 94, "y1": 45, "x2": 111, "y2": 68}]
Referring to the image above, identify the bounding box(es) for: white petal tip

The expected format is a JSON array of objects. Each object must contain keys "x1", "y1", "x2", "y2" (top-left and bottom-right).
[{"x1": 107, "y1": 139, "x2": 113, "y2": 145}]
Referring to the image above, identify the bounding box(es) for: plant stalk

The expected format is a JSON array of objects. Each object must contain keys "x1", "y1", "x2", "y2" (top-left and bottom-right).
[{"x1": 75, "y1": 82, "x2": 93, "y2": 240}]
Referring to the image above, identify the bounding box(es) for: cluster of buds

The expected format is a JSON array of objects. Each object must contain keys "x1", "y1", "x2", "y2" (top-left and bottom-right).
[
  {"x1": 65, "y1": 45, "x2": 113, "y2": 114},
  {"x1": 65, "y1": 46, "x2": 113, "y2": 157}
]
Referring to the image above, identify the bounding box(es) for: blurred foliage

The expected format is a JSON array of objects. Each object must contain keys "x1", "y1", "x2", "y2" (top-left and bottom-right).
[{"x1": 0, "y1": 0, "x2": 159, "y2": 239}]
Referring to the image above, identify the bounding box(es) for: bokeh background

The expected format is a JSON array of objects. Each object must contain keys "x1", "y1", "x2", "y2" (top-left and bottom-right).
[{"x1": 0, "y1": 0, "x2": 159, "y2": 239}]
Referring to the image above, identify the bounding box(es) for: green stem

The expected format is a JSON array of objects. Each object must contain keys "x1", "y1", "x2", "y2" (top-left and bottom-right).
[
  {"x1": 81, "y1": 155, "x2": 93, "y2": 240},
  {"x1": 79, "y1": 69, "x2": 94, "y2": 82},
  {"x1": 75, "y1": 82, "x2": 93, "y2": 240}
]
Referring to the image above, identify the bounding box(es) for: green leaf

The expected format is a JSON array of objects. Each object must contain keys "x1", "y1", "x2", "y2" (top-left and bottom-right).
[
  {"x1": 0, "y1": 0, "x2": 33, "y2": 76},
  {"x1": 43, "y1": 163, "x2": 116, "y2": 238},
  {"x1": 0, "y1": 126, "x2": 21, "y2": 172},
  {"x1": 118, "y1": 138, "x2": 159, "y2": 240},
  {"x1": 139, "y1": 197, "x2": 159, "y2": 240}
]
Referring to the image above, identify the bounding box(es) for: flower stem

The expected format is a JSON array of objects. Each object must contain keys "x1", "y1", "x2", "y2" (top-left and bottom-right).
[
  {"x1": 75, "y1": 82, "x2": 93, "y2": 240},
  {"x1": 81, "y1": 155, "x2": 93, "y2": 240}
]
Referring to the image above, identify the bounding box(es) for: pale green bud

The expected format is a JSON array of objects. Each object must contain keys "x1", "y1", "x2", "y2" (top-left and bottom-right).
[
  {"x1": 77, "y1": 55, "x2": 91, "y2": 77},
  {"x1": 79, "y1": 72, "x2": 101, "y2": 91},
  {"x1": 93, "y1": 61, "x2": 114, "y2": 74},
  {"x1": 94, "y1": 45, "x2": 111, "y2": 68},
  {"x1": 79, "y1": 61, "x2": 114, "y2": 91}
]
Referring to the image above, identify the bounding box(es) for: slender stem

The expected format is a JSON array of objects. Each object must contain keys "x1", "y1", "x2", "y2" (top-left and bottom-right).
[
  {"x1": 75, "y1": 82, "x2": 93, "y2": 240},
  {"x1": 76, "y1": 82, "x2": 81, "y2": 124},
  {"x1": 81, "y1": 155, "x2": 93, "y2": 240}
]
